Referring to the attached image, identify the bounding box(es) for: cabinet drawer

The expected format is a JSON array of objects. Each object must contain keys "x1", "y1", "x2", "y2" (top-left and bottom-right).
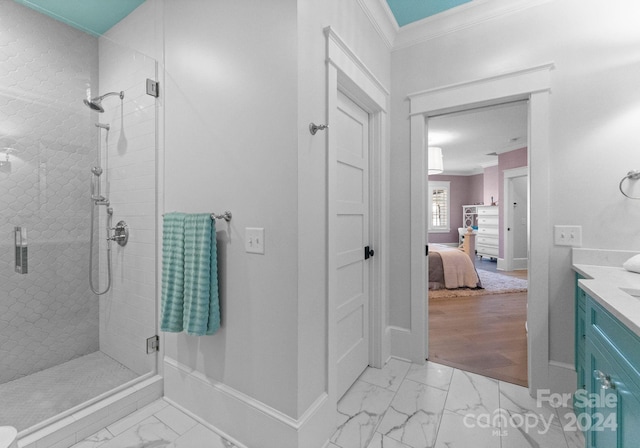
[
  {"x1": 477, "y1": 236, "x2": 497, "y2": 245},
  {"x1": 587, "y1": 297, "x2": 640, "y2": 382},
  {"x1": 478, "y1": 217, "x2": 498, "y2": 226},
  {"x1": 577, "y1": 286, "x2": 586, "y2": 304},
  {"x1": 577, "y1": 310, "x2": 585, "y2": 356},
  {"x1": 478, "y1": 227, "x2": 498, "y2": 237},
  {"x1": 477, "y1": 245, "x2": 499, "y2": 256},
  {"x1": 478, "y1": 207, "x2": 498, "y2": 216}
]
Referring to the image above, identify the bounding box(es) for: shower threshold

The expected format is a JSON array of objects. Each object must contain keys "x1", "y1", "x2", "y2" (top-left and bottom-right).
[{"x1": 0, "y1": 351, "x2": 138, "y2": 432}]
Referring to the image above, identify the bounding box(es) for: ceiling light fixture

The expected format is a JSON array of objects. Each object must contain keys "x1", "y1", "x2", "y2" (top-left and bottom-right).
[
  {"x1": 428, "y1": 147, "x2": 444, "y2": 175},
  {"x1": 428, "y1": 131, "x2": 455, "y2": 146}
]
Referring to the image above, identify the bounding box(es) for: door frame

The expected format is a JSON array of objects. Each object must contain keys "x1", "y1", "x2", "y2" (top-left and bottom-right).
[
  {"x1": 408, "y1": 63, "x2": 553, "y2": 394},
  {"x1": 325, "y1": 26, "x2": 389, "y2": 409},
  {"x1": 503, "y1": 167, "x2": 529, "y2": 271}
]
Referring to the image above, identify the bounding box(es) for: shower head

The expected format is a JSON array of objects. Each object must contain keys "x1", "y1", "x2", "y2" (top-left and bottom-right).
[{"x1": 83, "y1": 91, "x2": 124, "y2": 113}]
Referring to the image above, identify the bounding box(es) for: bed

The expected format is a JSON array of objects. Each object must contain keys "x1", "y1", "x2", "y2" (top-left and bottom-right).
[{"x1": 428, "y1": 244, "x2": 482, "y2": 290}]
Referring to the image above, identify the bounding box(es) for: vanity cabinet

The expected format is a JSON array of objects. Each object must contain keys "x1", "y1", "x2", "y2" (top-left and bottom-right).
[
  {"x1": 575, "y1": 274, "x2": 586, "y2": 393},
  {"x1": 576, "y1": 280, "x2": 640, "y2": 447}
]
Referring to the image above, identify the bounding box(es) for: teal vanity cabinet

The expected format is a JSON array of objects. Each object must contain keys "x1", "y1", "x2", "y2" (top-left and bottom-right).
[
  {"x1": 575, "y1": 274, "x2": 586, "y2": 393},
  {"x1": 576, "y1": 284, "x2": 640, "y2": 447}
]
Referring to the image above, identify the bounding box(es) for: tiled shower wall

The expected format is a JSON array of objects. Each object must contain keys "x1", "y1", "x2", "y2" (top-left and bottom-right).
[
  {"x1": 96, "y1": 36, "x2": 157, "y2": 376},
  {"x1": 0, "y1": 2, "x2": 99, "y2": 383}
]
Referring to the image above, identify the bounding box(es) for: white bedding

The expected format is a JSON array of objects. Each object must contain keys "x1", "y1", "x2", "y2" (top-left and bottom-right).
[{"x1": 429, "y1": 244, "x2": 480, "y2": 289}]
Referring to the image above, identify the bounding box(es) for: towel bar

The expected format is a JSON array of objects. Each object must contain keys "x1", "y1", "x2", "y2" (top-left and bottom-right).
[{"x1": 163, "y1": 211, "x2": 232, "y2": 222}]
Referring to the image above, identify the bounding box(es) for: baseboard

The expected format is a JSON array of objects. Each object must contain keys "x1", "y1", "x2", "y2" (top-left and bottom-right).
[
  {"x1": 497, "y1": 257, "x2": 528, "y2": 271},
  {"x1": 163, "y1": 357, "x2": 333, "y2": 448},
  {"x1": 548, "y1": 360, "x2": 577, "y2": 395},
  {"x1": 513, "y1": 258, "x2": 528, "y2": 270},
  {"x1": 389, "y1": 326, "x2": 415, "y2": 361},
  {"x1": 163, "y1": 397, "x2": 249, "y2": 448}
]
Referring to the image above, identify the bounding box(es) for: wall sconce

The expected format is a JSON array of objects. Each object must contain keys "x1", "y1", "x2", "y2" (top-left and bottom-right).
[{"x1": 428, "y1": 146, "x2": 444, "y2": 174}]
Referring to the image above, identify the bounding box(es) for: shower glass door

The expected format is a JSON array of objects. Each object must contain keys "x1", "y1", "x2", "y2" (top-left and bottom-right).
[{"x1": 0, "y1": 0, "x2": 158, "y2": 434}]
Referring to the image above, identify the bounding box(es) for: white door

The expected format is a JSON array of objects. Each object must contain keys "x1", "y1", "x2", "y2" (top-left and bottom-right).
[
  {"x1": 511, "y1": 176, "x2": 528, "y2": 259},
  {"x1": 335, "y1": 91, "x2": 370, "y2": 399},
  {"x1": 506, "y1": 173, "x2": 528, "y2": 270}
]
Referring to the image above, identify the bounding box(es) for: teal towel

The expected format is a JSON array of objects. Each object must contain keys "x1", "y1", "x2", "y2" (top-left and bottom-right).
[
  {"x1": 161, "y1": 213, "x2": 186, "y2": 333},
  {"x1": 161, "y1": 213, "x2": 220, "y2": 336}
]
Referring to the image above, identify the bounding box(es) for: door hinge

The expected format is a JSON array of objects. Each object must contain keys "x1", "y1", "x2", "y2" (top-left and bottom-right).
[
  {"x1": 426, "y1": 245, "x2": 429, "y2": 256},
  {"x1": 146, "y1": 335, "x2": 159, "y2": 354},
  {"x1": 146, "y1": 79, "x2": 159, "y2": 98}
]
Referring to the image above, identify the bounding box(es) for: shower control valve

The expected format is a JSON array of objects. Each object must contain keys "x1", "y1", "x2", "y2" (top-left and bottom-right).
[{"x1": 109, "y1": 220, "x2": 129, "y2": 247}]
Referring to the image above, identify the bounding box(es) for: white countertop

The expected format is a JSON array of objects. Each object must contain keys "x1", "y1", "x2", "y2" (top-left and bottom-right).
[{"x1": 573, "y1": 248, "x2": 640, "y2": 337}]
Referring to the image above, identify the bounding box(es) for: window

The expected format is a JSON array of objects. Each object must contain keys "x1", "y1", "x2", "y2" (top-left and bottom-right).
[{"x1": 428, "y1": 181, "x2": 450, "y2": 233}]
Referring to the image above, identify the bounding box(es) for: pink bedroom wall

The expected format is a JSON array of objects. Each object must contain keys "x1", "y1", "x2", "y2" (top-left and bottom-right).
[
  {"x1": 428, "y1": 174, "x2": 477, "y2": 244},
  {"x1": 427, "y1": 150, "x2": 526, "y2": 253},
  {"x1": 498, "y1": 147, "x2": 528, "y2": 258},
  {"x1": 483, "y1": 165, "x2": 499, "y2": 205},
  {"x1": 468, "y1": 173, "x2": 484, "y2": 204}
]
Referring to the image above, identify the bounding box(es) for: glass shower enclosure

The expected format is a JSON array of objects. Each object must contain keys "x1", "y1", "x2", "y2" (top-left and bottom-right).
[{"x1": 0, "y1": 0, "x2": 158, "y2": 436}]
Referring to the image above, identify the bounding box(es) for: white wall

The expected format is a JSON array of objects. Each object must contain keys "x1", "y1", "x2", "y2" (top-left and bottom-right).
[
  {"x1": 296, "y1": 0, "x2": 391, "y2": 416},
  {"x1": 162, "y1": 0, "x2": 300, "y2": 418},
  {"x1": 389, "y1": 0, "x2": 640, "y2": 370},
  {"x1": 107, "y1": 1, "x2": 390, "y2": 445}
]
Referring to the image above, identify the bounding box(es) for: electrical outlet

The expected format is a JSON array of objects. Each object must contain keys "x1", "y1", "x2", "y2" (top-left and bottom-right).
[
  {"x1": 245, "y1": 227, "x2": 265, "y2": 254},
  {"x1": 554, "y1": 225, "x2": 582, "y2": 247}
]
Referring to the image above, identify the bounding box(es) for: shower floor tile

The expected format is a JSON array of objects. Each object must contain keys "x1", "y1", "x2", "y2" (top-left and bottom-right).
[{"x1": 0, "y1": 351, "x2": 138, "y2": 431}]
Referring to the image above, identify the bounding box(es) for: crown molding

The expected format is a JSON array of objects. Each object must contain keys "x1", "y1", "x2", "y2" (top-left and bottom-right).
[
  {"x1": 496, "y1": 143, "x2": 528, "y2": 155},
  {"x1": 434, "y1": 168, "x2": 485, "y2": 176},
  {"x1": 479, "y1": 160, "x2": 499, "y2": 169},
  {"x1": 393, "y1": 0, "x2": 554, "y2": 51},
  {"x1": 356, "y1": 0, "x2": 398, "y2": 50}
]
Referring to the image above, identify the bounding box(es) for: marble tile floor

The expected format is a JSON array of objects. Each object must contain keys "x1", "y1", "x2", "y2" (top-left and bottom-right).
[
  {"x1": 69, "y1": 399, "x2": 237, "y2": 448},
  {"x1": 70, "y1": 359, "x2": 585, "y2": 448},
  {"x1": 331, "y1": 359, "x2": 585, "y2": 448}
]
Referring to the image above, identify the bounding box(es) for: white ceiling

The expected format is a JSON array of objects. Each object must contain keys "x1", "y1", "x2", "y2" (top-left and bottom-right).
[{"x1": 427, "y1": 101, "x2": 528, "y2": 175}]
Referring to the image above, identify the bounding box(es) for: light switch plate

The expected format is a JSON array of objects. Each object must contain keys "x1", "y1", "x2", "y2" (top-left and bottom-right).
[
  {"x1": 245, "y1": 227, "x2": 265, "y2": 254},
  {"x1": 554, "y1": 225, "x2": 582, "y2": 247}
]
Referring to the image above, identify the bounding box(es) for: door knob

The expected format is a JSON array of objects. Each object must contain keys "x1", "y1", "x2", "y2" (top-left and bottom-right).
[{"x1": 364, "y1": 246, "x2": 375, "y2": 260}]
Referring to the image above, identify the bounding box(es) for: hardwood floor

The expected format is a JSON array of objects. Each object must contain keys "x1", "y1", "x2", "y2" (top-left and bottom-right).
[{"x1": 428, "y1": 259, "x2": 528, "y2": 387}]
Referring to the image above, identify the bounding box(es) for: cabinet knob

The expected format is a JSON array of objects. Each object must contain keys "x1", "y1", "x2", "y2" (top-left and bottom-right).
[{"x1": 593, "y1": 370, "x2": 615, "y2": 390}]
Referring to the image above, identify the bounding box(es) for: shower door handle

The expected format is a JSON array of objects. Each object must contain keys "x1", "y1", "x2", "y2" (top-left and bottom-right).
[{"x1": 15, "y1": 226, "x2": 28, "y2": 274}]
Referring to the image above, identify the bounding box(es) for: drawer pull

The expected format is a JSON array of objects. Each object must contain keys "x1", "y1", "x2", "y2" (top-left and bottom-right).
[{"x1": 593, "y1": 370, "x2": 615, "y2": 390}]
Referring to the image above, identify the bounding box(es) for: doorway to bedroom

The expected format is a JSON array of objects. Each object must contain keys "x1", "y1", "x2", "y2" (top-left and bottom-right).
[{"x1": 426, "y1": 100, "x2": 529, "y2": 387}]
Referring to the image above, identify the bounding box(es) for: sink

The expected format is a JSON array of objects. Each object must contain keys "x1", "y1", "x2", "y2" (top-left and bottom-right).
[{"x1": 620, "y1": 287, "x2": 640, "y2": 297}]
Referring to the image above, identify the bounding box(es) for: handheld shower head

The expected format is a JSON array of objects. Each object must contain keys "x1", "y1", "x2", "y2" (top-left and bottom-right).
[{"x1": 83, "y1": 91, "x2": 124, "y2": 113}]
